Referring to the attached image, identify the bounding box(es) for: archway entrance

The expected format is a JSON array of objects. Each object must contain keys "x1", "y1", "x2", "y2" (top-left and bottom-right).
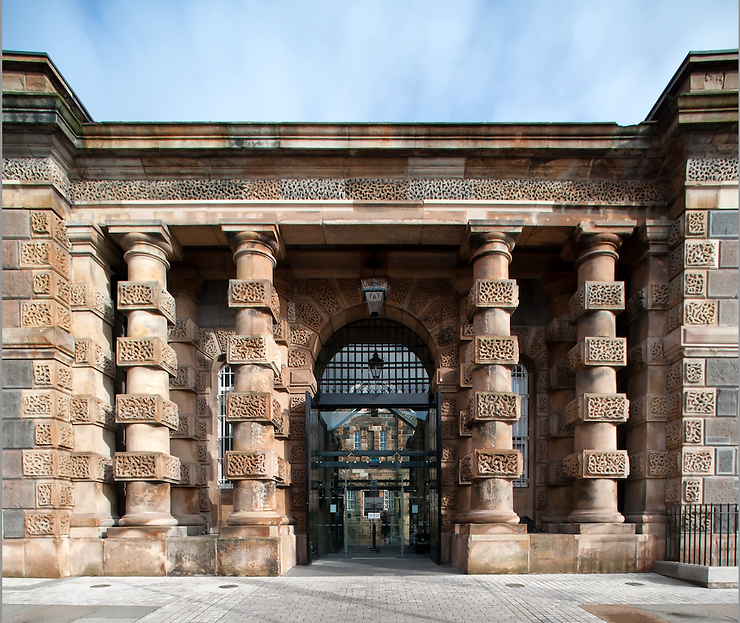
[{"x1": 306, "y1": 319, "x2": 441, "y2": 563}]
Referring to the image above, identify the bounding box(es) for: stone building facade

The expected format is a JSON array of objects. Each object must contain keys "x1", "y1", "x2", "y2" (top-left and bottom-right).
[{"x1": 2, "y1": 50, "x2": 737, "y2": 577}]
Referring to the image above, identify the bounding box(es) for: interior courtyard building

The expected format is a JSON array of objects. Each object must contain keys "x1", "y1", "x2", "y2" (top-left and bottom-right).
[{"x1": 2, "y1": 50, "x2": 738, "y2": 578}]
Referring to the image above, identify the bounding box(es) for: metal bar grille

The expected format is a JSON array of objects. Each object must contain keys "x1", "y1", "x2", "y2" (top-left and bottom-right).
[
  {"x1": 217, "y1": 364, "x2": 235, "y2": 488},
  {"x1": 665, "y1": 504, "x2": 738, "y2": 566},
  {"x1": 316, "y1": 319, "x2": 433, "y2": 394},
  {"x1": 511, "y1": 364, "x2": 529, "y2": 488}
]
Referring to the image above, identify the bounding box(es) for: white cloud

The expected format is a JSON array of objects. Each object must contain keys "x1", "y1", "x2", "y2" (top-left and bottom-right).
[{"x1": 3, "y1": 0, "x2": 737, "y2": 124}]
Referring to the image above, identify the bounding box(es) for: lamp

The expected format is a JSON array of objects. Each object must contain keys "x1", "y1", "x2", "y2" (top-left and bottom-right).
[
  {"x1": 361, "y1": 278, "x2": 388, "y2": 317},
  {"x1": 368, "y1": 350, "x2": 384, "y2": 379}
]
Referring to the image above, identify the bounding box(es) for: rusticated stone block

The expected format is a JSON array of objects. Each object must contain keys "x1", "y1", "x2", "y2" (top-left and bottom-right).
[
  {"x1": 276, "y1": 457, "x2": 291, "y2": 487},
  {"x1": 225, "y1": 391, "x2": 282, "y2": 427},
  {"x1": 683, "y1": 240, "x2": 719, "y2": 269},
  {"x1": 21, "y1": 389, "x2": 71, "y2": 421},
  {"x1": 71, "y1": 452, "x2": 114, "y2": 482},
  {"x1": 545, "y1": 317, "x2": 577, "y2": 343},
  {"x1": 465, "y1": 336, "x2": 519, "y2": 375},
  {"x1": 24, "y1": 510, "x2": 71, "y2": 537},
  {"x1": 272, "y1": 318, "x2": 289, "y2": 345},
  {"x1": 31, "y1": 270, "x2": 70, "y2": 305},
  {"x1": 564, "y1": 393, "x2": 629, "y2": 426},
  {"x1": 117, "y1": 281, "x2": 176, "y2": 324},
  {"x1": 467, "y1": 279, "x2": 518, "y2": 318},
  {"x1": 33, "y1": 420, "x2": 74, "y2": 449},
  {"x1": 35, "y1": 480, "x2": 74, "y2": 508},
  {"x1": 470, "y1": 449, "x2": 522, "y2": 479},
  {"x1": 664, "y1": 478, "x2": 703, "y2": 504},
  {"x1": 226, "y1": 334, "x2": 281, "y2": 374},
  {"x1": 70, "y1": 395, "x2": 115, "y2": 428},
  {"x1": 625, "y1": 283, "x2": 669, "y2": 323},
  {"x1": 682, "y1": 388, "x2": 717, "y2": 416},
  {"x1": 228, "y1": 279, "x2": 280, "y2": 320},
  {"x1": 569, "y1": 281, "x2": 625, "y2": 322},
  {"x1": 19, "y1": 239, "x2": 70, "y2": 280},
  {"x1": 70, "y1": 282, "x2": 115, "y2": 325},
  {"x1": 468, "y1": 391, "x2": 520, "y2": 423},
  {"x1": 32, "y1": 361, "x2": 73, "y2": 393},
  {"x1": 115, "y1": 394, "x2": 179, "y2": 430},
  {"x1": 224, "y1": 450, "x2": 279, "y2": 480},
  {"x1": 74, "y1": 338, "x2": 115, "y2": 377},
  {"x1": 169, "y1": 366, "x2": 196, "y2": 391},
  {"x1": 174, "y1": 462, "x2": 208, "y2": 487},
  {"x1": 171, "y1": 413, "x2": 196, "y2": 439},
  {"x1": 562, "y1": 450, "x2": 629, "y2": 479},
  {"x1": 22, "y1": 449, "x2": 73, "y2": 479},
  {"x1": 114, "y1": 452, "x2": 181, "y2": 483},
  {"x1": 567, "y1": 337, "x2": 626, "y2": 372},
  {"x1": 116, "y1": 337, "x2": 178, "y2": 376},
  {"x1": 168, "y1": 317, "x2": 199, "y2": 344}
]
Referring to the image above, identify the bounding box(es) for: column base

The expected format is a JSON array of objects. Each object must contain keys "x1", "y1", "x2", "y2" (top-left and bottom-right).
[
  {"x1": 225, "y1": 511, "x2": 287, "y2": 527},
  {"x1": 218, "y1": 525, "x2": 296, "y2": 576},
  {"x1": 453, "y1": 522, "x2": 529, "y2": 574},
  {"x1": 457, "y1": 509, "x2": 522, "y2": 524},
  {"x1": 567, "y1": 509, "x2": 626, "y2": 524}
]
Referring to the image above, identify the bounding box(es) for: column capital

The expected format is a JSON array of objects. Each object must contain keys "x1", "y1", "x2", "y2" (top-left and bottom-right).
[
  {"x1": 66, "y1": 221, "x2": 121, "y2": 271},
  {"x1": 107, "y1": 220, "x2": 182, "y2": 266},
  {"x1": 221, "y1": 223, "x2": 285, "y2": 262},
  {"x1": 464, "y1": 221, "x2": 522, "y2": 264}
]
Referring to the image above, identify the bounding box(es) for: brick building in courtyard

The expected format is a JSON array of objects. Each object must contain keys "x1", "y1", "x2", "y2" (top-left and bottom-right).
[{"x1": 2, "y1": 50, "x2": 738, "y2": 578}]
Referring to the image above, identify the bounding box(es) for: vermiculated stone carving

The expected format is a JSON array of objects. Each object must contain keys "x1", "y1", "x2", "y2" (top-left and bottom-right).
[
  {"x1": 115, "y1": 394, "x2": 179, "y2": 430},
  {"x1": 683, "y1": 450, "x2": 713, "y2": 474},
  {"x1": 226, "y1": 335, "x2": 280, "y2": 373},
  {"x1": 467, "y1": 279, "x2": 518, "y2": 317},
  {"x1": 117, "y1": 281, "x2": 176, "y2": 324},
  {"x1": 686, "y1": 158, "x2": 739, "y2": 182},
  {"x1": 684, "y1": 389, "x2": 716, "y2": 415},
  {"x1": 467, "y1": 336, "x2": 519, "y2": 370},
  {"x1": 565, "y1": 393, "x2": 629, "y2": 426},
  {"x1": 472, "y1": 449, "x2": 521, "y2": 478},
  {"x1": 114, "y1": 452, "x2": 181, "y2": 483},
  {"x1": 116, "y1": 337, "x2": 178, "y2": 376},
  {"x1": 569, "y1": 281, "x2": 625, "y2": 322},
  {"x1": 568, "y1": 337, "x2": 627, "y2": 371},
  {"x1": 468, "y1": 391, "x2": 520, "y2": 422},
  {"x1": 683, "y1": 241, "x2": 719, "y2": 269},
  {"x1": 228, "y1": 279, "x2": 280, "y2": 320},
  {"x1": 224, "y1": 451, "x2": 278, "y2": 480}
]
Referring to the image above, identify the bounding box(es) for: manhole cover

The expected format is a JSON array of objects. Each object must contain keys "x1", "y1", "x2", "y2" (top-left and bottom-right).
[
  {"x1": 90, "y1": 584, "x2": 110, "y2": 588},
  {"x1": 505, "y1": 583, "x2": 525, "y2": 588},
  {"x1": 625, "y1": 582, "x2": 644, "y2": 586},
  {"x1": 219, "y1": 584, "x2": 239, "y2": 589}
]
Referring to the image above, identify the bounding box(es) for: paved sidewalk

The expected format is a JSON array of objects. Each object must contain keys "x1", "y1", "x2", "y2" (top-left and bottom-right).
[{"x1": 2, "y1": 558, "x2": 738, "y2": 623}]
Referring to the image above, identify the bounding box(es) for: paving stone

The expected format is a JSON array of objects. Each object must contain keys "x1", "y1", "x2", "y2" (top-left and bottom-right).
[
  {"x1": 709, "y1": 210, "x2": 739, "y2": 238},
  {"x1": 706, "y1": 358, "x2": 739, "y2": 387}
]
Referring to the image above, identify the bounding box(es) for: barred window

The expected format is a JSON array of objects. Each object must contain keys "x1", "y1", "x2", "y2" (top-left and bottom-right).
[
  {"x1": 511, "y1": 364, "x2": 529, "y2": 488},
  {"x1": 354, "y1": 431, "x2": 362, "y2": 451},
  {"x1": 218, "y1": 364, "x2": 234, "y2": 488}
]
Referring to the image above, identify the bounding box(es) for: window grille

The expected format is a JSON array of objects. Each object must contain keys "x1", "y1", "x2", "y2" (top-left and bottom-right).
[
  {"x1": 354, "y1": 431, "x2": 363, "y2": 450},
  {"x1": 346, "y1": 490, "x2": 358, "y2": 511},
  {"x1": 316, "y1": 319, "x2": 433, "y2": 394},
  {"x1": 379, "y1": 431, "x2": 388, "y2": 451},
  {"x1": 511, "y1": 364, "x2": 529, "y2": 488},
  {"x1": 217, "y1": 364, "x2": 235, "y2": 488}
]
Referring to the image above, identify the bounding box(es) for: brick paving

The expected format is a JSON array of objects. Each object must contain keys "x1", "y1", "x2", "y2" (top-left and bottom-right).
[{"x1": 2, "y1": 557, "x2": 738, "y2": 623}]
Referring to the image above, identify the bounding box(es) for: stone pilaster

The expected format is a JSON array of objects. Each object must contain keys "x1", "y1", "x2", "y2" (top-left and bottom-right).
[
  {"x1": 221, "y1": 225, "x2": 291, "y2": 535},
  {"x1": 461, "y1": 224, "x2": 523, "y2": 525},
  {"x1": 108, "y1": 222, "x2": 181, "y2": 530},
  {"x1": 621, "y1": 221, "x2": 671, "y2": 534},
  {"x1": 565, "y1": 222, "x2": 634, "y2": 528},
  {"x1": 168, "y1": 267, "x2": 207, "y2": 533},
  {"x1": 67, "y1": 222, "x2": 119, "y2": 538},
  {"x1": 541, "y1": 271, "x2": 577, "y2": 530}
]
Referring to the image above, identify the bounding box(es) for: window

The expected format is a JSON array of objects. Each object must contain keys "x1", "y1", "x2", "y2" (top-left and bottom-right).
[
  {"x1": 346, "y1": 490, "x2": 358, "y2": 511},
  {"x1": 511, "y1": 364, "x2": 529, "y2": 487},
  {"x1": 379, "y1": 431, "x2": 388, "y2": 451},
  {"x1": 354, "y1": 431, "x2": 362, "y2": 450},
  {"x1": 218, "y1": 364, "x2": 235, "y2": 487}
]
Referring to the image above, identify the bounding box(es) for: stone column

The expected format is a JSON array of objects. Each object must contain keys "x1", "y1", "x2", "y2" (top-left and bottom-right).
[
  {"x1": 168, "y1": 267, "x2": 207, "y2": 533},
  {"x1": 67, "y1": 222, "x2": 119, "y2": 543},
  {"x1": 565, "y1": 222, "x2": 633, "y2": 527},
  {"x1": 221, "y1": 226, "x2": 290, "y2": 535},
  {"x1": 462, "y1": 225, "x2": 522, "y2": 525},
  {"x1": 108, "y1": 222, "x2": 181, "y2": 530},
  {"x1": 541, "y1": 270, "x2": 577, "y2": 530},
  {"x1": 622, "y1": 221, "x2": 671, "y2": 534}
]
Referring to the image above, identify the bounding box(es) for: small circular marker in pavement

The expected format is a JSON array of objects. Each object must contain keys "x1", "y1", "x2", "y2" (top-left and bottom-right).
[
  {"x1": 90, "y1": 584, "x2": 111, "y2": 588},
  {"x1": 219, "y1": 584, "x2": 239, "y2": 589},
  {"x1": 505, "y1": 583, "x2": 525, "y2": 588},
  {"x1": 625, "y1": 582, "x2": 644, "y2": 586}
]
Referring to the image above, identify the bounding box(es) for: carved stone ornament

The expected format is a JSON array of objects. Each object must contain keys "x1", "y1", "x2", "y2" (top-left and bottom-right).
[
  {"x1": 21, "y1": 389, "x2": 71, "y2": 422},
  {"x1": 19, "y1": 239, "x2": 71, "y2": 280},
  {"x1": 32, "y1": 360, "x2": 73, "y2": 393},
  {"x1": 683, "y1": 388, "x2": 716, "y2": 416},
  {"x1": 168, "y1": 317, "x2": 200, "y2": 344},
  {"x1": 567, "y1": 337, "x2": 627, "y2": 372},
  {"x1": 71, "y1": 452, "x2": 114, "y2": 482},
  {"x1": 625, "y1": 283, "x2": 669, "y2": 323},
  {"x1": 471, "y1": 449, "x2": 522, "y2": 479},
  {"x1": 563, "y1": 450, "x2": 629, "y2": 479},
  {"x1": 34, "y1": 420, "x2": 74, "y2": 449},
  {"x1": 169, "y1": 366, "x2": 197, "y2": 391},
  {"x1": 116, "y1": 337, "x2": 179, "y2": 376},
  {"x1": 117, "y1": 281, "x2": 176, "y2": 324},
  {"x1": 467, "y1": 279, "x2": 518, "y2": 318},
  {"x1": 468, "y1": 391, "x2": 520, "y2": 423},
  {"x1": 20, "y1": 300, "x2": 71, "y2": 333},
  {"x1": 173, "y1": 462, "x2": 204, "y2": 488},
  {"x1": 459, "y1": 455, "x2": 473, "y2": 484},
  {"x1": 70, "y1": 283, "x2": 115, "y2": 325},
  {"x1": 276, "y1": 456, "x2": 291, "y2": 487},
  {"x1": 32, "y1": 270, "x2": 70, "y2": 306},
  {"x1": 226, "y1": 334, "x2": 281, "y2": 374},
  {"x1": 228, "y1": 279, "x2": 280, "y2": 321},
  {"x1": 272, "y1": 318, "x2": 289, "y2": 345},
  {"x1": 545, "y1": 318, "x2": 577, "y2": 344},
  {"x1": 465, "y1": 336, "x2": 519, "y2": 375},
  {"x1": 24, "y1": 510, "x2": 72, "y2": 538},
  {"x1": 114, "y1": 451, "x2": 181, "y2": 483},
  {"x1": 35, "y1": 481, "x2": 74, "y2": 509},
  {"x1": 73, "y1": 338, "x2": 115, "y2": 377},
  {"x1": 225, "y1": 391, "x2": 280, "y2": 425},
  {"x1": 22, "y1": 449, "x2": 73, "y2": 479},
  {"x1": 564, "y1": 393, "x2": 629, "y2": 426},
  {"x1": 459, "y1": 409, "x2": 472, "y2": 437},
  {"x1": 171, "y1": 414, "x2": 196, "y2": 439},
  {"x1": 115, "y1": 394, "x2": 179, "y2": 430},
  {"x1": 569, "y1": 281, "x2": 625, "y2": 323},
  {"x1": 224, "y1": 450, "x2": 279, "y2": 480},
  {"x1": 683, "y1": 240, "x2": 719, "y2": 269},
  {"x1": 681, "y1": 449, "x2": 714, "y2": 475}
]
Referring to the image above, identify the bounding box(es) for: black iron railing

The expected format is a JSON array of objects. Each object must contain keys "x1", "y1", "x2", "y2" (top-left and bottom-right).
[{"x1": 665, "y1": 504, "x2": 738, "y2": 566}]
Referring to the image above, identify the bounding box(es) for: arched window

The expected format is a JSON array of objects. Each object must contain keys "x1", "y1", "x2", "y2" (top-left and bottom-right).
[
  {"x1": 511, "y1": 364, "x2": 529, "y2": 487},
  {"x1": 217, "y1": 364, "x2": 234, "y2": 487}
]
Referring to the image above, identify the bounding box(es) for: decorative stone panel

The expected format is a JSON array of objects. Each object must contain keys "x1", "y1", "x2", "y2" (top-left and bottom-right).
[
  {"x1": 174, "y1": 463, "x2": 208, "y2": 488},
  {"x1": 627, "y1": 338, "x2": 665, "y2": 369},
  {"x1": 563, "y1": 450, "x2": 629, "y2": 479},
  {"x1": 459, "y1": 455, "x2": 473, "y2": 485},
  {"x1": 70, "y1": 283, "x2": 115, "y2": 325},
  {"x1": 20, "y1": 300, "x2": 71, "y2": 332},
  {"x1": 21, "y1": 389, "x2": 71, "y2": 421},
  {"x1": 22, "y1": 450, "x2": 73, "y2": 479},
  {"x1": 546, "y1": 411, "x2": 573, "y2": 438},
  {"x1": 116, "y1": 337, "x2": 178, "y2": 376},
  {"x1": 70, "y1": 395, "x2": 115, "y2": 428},
  {"x1": 168, "y1": 318, "x2": 199, "y2": 344},
  {"x1": 626, "y1": 283, "x2": 669, "y2": 322},
  {"x1": 276, "y1": 457, "x2": 291, "y2": 487},
  {"x1": 545, "y1": 318, "x2": 577, "y2": 343},
  {"x1": 466, "y1": 279, "x2": 518, "y2": 318},
  {"x1": 547, "y1": 364, "x2": 576, "y2": 390},
  {"x1": 19, "y1": 240, "x2": 71, "y2": 280},
  {"x1": 224, "y1": 450, "x2": 279, "y2": 480},
  {"x1": 567, "y1": 337, "x2": 627, "y2": 372},
  {"x1": 465, "y1": 336, "x2": 519, "y2": 374},
  {"x1": 35, "y1": 480, "x2": 74, "y2": 508},
  {"x1": 564, "y1": 393, "x2": 629, "y2": 426},
  {"x1": 665, "y1": 478, "x2": 703, "y2": 504},
  {"x1": 31, "y1": 270, "x2": 70, "y2": 306},
  {"x1": 71, "y1": 452, "x2": 114, "y2": 482},
  {"x1": 467, "y1": 391, "x2": 520, "y2": 423},
  {"x1": 225, "y1": 391, "x2": 281, "y2": 425},
  {"x1": 681, "y1": 449, "x2": 714, "y2": 476},
  {"x1": 115, "y1": 394, "x2": 179, "y2": 430},
  {"x1": 226, "y1": 334, "x2": 281, "y2": 373},
  {"x1": 169, "y1": 366, "x2": 196, "y2": 391},
  {"x1": 197, "y1": 328, "x2": 222, "y2": 359},
  {"x1": 32, "y1": 361, "x2": 73, "y2": 393},
  {"x1": 117, "y1": 281, "x2": 176, "y2": 324},
  {"x1": 171, "y1": 414, "x2": 197, "y2": 439},
  {"x1": 24, "y1": 510, "x2": 71, "y2": 538},
  {"x1": 568, "y1": 281, "x2": 625, "y2": 322},
  {"x1": 114, "y1": 452, "x2": 181, "y2": 483},
  {"x1": 470, "y1": 449, "x2": 522, "y2": 479},
  {"x1": 459, "y1": 410, "x2": 472, "y2": 437},
  {"x1": 683, "y1": 388, "x2": 717, "y2": 416},
  {"x1": 34, "y1": 421, "x2": 74, "y2": 449},
  {"x1": 683, "y1": 240, "x2": 719, "y2": 270},
  {"x1": 227, "y1": 279, "x2": 280, "y2": 321},
  {"x1": 73, "y1": 338, "x2": 115, "y2": 377}
]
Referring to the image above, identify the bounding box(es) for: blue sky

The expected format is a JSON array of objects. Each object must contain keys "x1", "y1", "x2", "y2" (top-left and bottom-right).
[{"x1": 3, "y1": 0, "x2": 738, "y2": 125}]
